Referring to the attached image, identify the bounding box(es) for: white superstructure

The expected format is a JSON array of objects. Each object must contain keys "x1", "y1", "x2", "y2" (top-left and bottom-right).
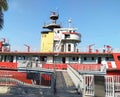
[{"x1": 53, "y1": 28, "x2": 81, "y2": 52}]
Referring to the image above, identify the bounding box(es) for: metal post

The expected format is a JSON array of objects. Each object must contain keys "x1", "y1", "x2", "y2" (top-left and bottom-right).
[
  {"x1": 6, "y1": 71, "x2": 7, "y2": 86},
  {"x1": 39, "y1": 72, "x2": 41, "y2": 89},
  {"x1": 51, "y1": 73, "x2": 56, "y2": 94},
  {"x1": 53, "y1": 56, "x2": 56, "y2": 72}
]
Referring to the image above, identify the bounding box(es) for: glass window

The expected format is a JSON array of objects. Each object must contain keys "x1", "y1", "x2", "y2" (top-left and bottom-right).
[
  {"x1": 0, "y1": 55, "x2": 3, "y2": 62},
  {"x1": 77, "y1": 57, "x2": 79, "y2": 61},
  {"x1": 84, "y1": 57, "x2": 87, "y2": 61},
  {"x1": 68, "y1": 44, "x2": 71, "y2": 51},
  {"x1": 65, "y1": 34, "x2": 70, "y2": 38},
  {"x1": 92, "y1": 57, "x2": 94, "y2": 60},
  {"x1": 106, "y1": 57, "x2": 109, "y2": 61},
  {"x1": 72, "y1": 57, "x2": 75, "y2": 61}
]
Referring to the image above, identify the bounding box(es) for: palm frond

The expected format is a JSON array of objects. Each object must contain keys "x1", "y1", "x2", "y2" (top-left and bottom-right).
[
  {"x1": 0, "y1": 0, "x2": 8, "y2": 11},
  {"x1": 0, "y1": 0, "x2": 8, "y2": 30},
  {"x1": 0, "y1": 12, "x2": 3, "y2": 29}
]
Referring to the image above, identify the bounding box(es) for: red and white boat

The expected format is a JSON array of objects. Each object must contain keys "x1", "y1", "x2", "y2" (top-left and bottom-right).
[{"x1": 0, "y1": 12, "x2": 120, "y2": 96}]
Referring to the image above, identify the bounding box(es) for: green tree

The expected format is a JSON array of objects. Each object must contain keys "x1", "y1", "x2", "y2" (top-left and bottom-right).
[{"x1": 0, "y1": 0, "x2": 8, "y2": 29}]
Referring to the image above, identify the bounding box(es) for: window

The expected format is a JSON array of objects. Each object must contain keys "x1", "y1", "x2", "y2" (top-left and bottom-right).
[
  {"x1": 72, "y1": 57, "x2": 75, "y2": 61},
  {"x1": 65, "y1": 34, "x2": 70, "y2": 38},
  {"x1": 9, "y1": 56, "x2": 14, "y2": 62},
  {"x1": 17, "y1": 56, "x2": 25, "y2": 60},
  {"x1": 92, "y1": 57, "x2": 94, "y2": 60},
  {"x1": 57, "y1": 31, "x2": 59, "y2": 33},
  {"x1": 68, "y1": 44, "x2": 71, "y2": 51},
  {"x1": 0, "y1": 55, "x2": 3, "y2": 62},
  {"x1": 106, "y1": 57, "x2": 109, "y2": 61},
  {"x1": 84, "y1": 57, "x2": 87, "y2": 61},
  {"x1": 77, "y1": 57, "x2": 79, "y2": 61}
]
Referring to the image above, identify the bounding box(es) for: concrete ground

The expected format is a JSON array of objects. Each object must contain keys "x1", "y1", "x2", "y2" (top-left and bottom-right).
[{"x1": 0, "y1": 71, "x2": 81, "y2": 97}]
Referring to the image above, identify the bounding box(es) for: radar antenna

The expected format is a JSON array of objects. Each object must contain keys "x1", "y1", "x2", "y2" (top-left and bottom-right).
[{"x1": 68, "y1": 18, "x2": 72, "y2": 28}]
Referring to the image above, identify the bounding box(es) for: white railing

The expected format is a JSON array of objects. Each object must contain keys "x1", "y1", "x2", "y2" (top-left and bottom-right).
[
  {"x1": 78, "y1": 47, "x2": 120, "y2": 53},
  {"x1": 105, "y1": 75, "x2": 120, "y2": 97},
  {"x1": 83, "y1": 75, "x2": 120, "y2": 97},
  {"x1": 70, "y1": 64, "x2": 106, "y2": 75},
  {"x1": 67, "y1": 65, "x2": 83, "y2": 93},
  {"x1": 83, "y1": 75, "x2": 94, "y2": 96},
  {"x1": 105, "y1": 76, "x2": 114, "y2": 97},
  {"x1": 67, "y1": 65, "x2": 120, "y2": 97},
  {"x1": 114, "y1": 76, "x2": 120, "y2": 92}
]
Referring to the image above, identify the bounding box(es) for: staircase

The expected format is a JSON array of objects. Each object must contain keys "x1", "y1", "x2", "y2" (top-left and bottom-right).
[{"x1": 55, "y1": 71, "x2": 81, "y2": 97}]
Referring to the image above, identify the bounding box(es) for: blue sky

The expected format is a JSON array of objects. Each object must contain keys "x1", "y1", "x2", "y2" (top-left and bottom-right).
[{"x1": 1, "y1": 0, "x2": 120, "y2": 51}]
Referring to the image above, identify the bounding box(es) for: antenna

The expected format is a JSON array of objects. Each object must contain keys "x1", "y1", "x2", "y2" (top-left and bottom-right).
[
  {"x1": 68, "y1": 18, "x2": 72, "y2": 28},
  {"x1": 88, "y1": 44, "x2": 95, "y2": 53},
  {"x1": 24, "y1": 44, "x2": 30, "y2": 52}
]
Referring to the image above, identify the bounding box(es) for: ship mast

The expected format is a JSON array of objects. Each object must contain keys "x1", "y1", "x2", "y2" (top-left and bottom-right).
[
  {"x1": 43, "y1": 12, "x2": 61, "y2": 31},
  {"x1": 68, "y1": 18, "x2": 72, "y2": 28}
]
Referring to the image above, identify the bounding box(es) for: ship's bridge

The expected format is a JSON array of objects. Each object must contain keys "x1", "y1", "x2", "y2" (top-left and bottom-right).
[
  {"x1": 62, "y1": 31, "x2": 81, "y2": 42},
  {"x1": 54, "y1": 28, "x2": 81, "y2": 52},
  {"x1": 54, "y1": 28, "x2": 81, "y2": 42}
]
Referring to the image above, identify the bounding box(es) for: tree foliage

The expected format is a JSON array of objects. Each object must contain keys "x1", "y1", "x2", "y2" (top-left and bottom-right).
[{"x1": 0, "y1": 0, "x2": 8, "y2": 29}]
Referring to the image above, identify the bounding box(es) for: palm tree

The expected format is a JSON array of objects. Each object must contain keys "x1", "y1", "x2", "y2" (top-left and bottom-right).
[{"x1": 0, "y1": 0, "x2": 8, "y2": 29}]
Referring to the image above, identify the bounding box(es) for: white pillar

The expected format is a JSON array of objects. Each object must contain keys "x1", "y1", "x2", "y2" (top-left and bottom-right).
[
  {"x1": 13, "y1": 56, "x2": 17, "y2": 63},
  {"x1": 78, "y1": 56, "x2": 81, "y2": 63},
  {"x1": 66, "y1": 57, "x2": 69, "y2": 63}
]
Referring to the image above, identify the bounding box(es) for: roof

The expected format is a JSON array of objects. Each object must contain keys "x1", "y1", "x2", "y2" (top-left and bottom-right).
[{"x1": 0, "y1": 51, "x2": 114, "y2": 56}]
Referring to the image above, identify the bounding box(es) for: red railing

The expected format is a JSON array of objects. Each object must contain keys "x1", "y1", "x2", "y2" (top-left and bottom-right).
[
  {"x1": 70, "y1": 64, "x2": 102, "y2": 71},
  {"x1": 0, "y1": 70, "x2": 52, "y2": 86},
  {"x1": 41, "y1": 74, "x2": 51, "y2": 86},
  {"x1": 0, "y1": 70, "x2": 32, "y2": 84},
  {"x1": 0, "y1": 62, "x2": 17, "y2": 69},
  {"x1": 42, "y1": 63, "x2": 67, "y2": 70}
]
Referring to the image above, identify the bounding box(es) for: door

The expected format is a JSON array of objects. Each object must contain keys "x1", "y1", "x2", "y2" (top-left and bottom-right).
[
  {"x1": 62, "y1": 57, "x2": 66, "y2": 63},
  {"x1": 98, "y1": 57, "x2": 101, "y2": 64}
]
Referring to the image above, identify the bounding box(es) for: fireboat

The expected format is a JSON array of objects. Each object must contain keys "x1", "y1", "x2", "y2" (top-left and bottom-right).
[{"x1": 0, "y1": 12, "x2": 120, "y2": 97}]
